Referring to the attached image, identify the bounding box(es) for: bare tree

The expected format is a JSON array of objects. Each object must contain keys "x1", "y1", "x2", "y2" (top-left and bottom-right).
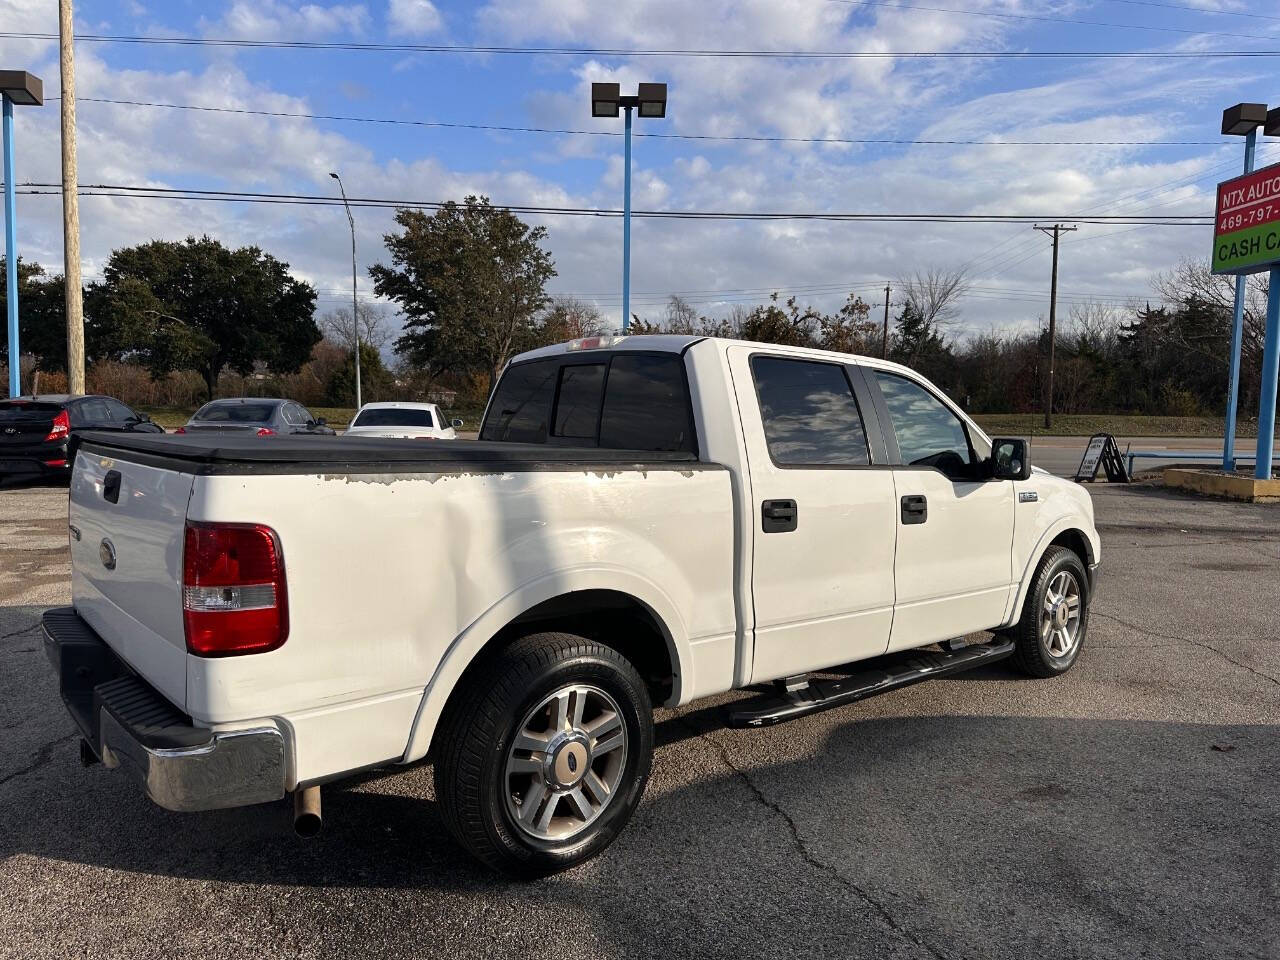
[
  {"x1": 321, "y1": 301, "x2": 392, "y2": 353},
  {"x1": 663, "y1": 295, "x2": 700, "y2": 333},
  {"x1": 897, "y1": 267, "x2": 971, "y2": 328},
  {"x1": 542, "y1": 296, "x2": 605, "y2": 341}
]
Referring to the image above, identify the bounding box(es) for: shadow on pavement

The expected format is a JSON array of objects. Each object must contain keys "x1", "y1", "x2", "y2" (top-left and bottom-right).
[{"x1": 1, "y1": 700, "x2": 1274, "y2": 959}]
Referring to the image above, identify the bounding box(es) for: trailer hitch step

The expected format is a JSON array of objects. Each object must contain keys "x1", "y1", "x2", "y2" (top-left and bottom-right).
[{"x1": 727, "y1": 638, "x2": 1015, "y2": 728}]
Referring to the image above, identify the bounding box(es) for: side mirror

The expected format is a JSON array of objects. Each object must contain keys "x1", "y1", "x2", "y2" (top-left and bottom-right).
[
  {"x1": 991, "y1": 437, "x2": 1031, "y2": 481},
  {"x1": 451, "y1": 418, "x2": 464, "y2": 429},
  {"x1": 314, "y1": 417, "x2": 327, "y2": 427}
]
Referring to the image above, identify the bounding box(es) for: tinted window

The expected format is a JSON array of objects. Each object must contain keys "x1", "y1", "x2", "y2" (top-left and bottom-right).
[
  {"x1": 553, "y1": 364, "x2": 606, "y2": 439},
  {"x1": 193, "y1": 403, "x2": 278, "y2": 423},
  {"x1": 77, "y1": 399, "x2": 112, "y2": 424},
  {"x1": 480, "y1": 359, "x2": 557, "y2": 443},
  {"x1": 282, "y1": 404, "x2": 305, "y2": 426},
  {"x1": 598, "y1": 354, "x2": 695, "y2": 453},
  {"x1": 0, "y1": 401, "x2": 61, "y2": 422},
  {"x1": 354, "y1": 408, "x2": 436, "y2": 428},
  {"x1": 874, "y1": 372, "x2": 974, "y2": 473},
  {"x1": 104, "y1": 399, "x2": 134, "y2": 422},
  {"x1": 750, "y1": 356, "x2": 869, "y2": 466}
]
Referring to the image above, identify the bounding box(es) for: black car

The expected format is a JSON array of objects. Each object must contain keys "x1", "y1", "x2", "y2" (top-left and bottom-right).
[
  {"x1": 176, "y1": 398, "x2": 336, "y2": 437},
  {"x1": 0, "y1": 394, "x2": 164, "y2": 482}
]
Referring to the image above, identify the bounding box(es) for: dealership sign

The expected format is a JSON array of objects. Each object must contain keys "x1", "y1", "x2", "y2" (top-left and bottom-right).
[{"x1": 1212, "y1": 161, "x2": 1280, "y2": 275}]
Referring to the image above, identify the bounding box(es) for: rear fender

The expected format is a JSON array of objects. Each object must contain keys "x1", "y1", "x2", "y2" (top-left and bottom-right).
[{"x1": 400, "y1": 567, "x2": 690, "y2": 764}]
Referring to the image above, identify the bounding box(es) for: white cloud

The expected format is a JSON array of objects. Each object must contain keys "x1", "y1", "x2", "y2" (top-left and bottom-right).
[
  {"x1": 210, "y1": 1, "x2": 370, "y2": 40},
  {"x1": 0, "y1": 0, "x2": 1261, "y2": 338},
  {"x1": 388, "y1": 0, "x2": 443, "y2": 36}
]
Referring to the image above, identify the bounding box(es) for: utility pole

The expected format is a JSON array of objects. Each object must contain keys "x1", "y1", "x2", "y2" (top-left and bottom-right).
[
  {"x1": 881, "y1": 283, "x2": 890, "y2": 359},
  {"x1": 1033, "y1": 224, "x2": 1076, "y2": 429},
  {"x1": 59, "y1": 0, "x2": 85, "y2": 394}
]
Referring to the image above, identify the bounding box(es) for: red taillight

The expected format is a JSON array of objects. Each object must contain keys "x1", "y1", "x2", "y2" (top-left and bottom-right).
[
  {"x1": 175, "y1": 426, "x2": 187, "y2": 435},
  {"x1": 43, "y1": 459, "x2": 67, "y2": 467},
  {"x1": 256, "y1": 427, "x2": 275, "y2": 436},
  {"x1": 182, "y1": 521, "x2": 288, "y2": 657},
  {"x1": 44, "y1": 409, "x2": 69, "y2": 442}
]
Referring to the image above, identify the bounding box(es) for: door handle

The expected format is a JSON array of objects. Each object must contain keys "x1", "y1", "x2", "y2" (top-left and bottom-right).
[
  {"x1": 901, "y1": 494, "x2": 927, "y2": 525},
  {"x1": 761, "y1": 499, "x2": 798, "y2": 533}
]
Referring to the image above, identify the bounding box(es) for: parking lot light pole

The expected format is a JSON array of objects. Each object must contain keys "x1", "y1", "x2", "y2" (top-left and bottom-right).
[
  {"x1": 0, "y1": 71, "x2": 42, "y2": 398},
  {"x1": 591, "y1": 82, "x2": 667, "y2": 333},
  {"x1": 1220, "y1": 103, "x2": 1267, "y2": 472},
  {"x1": 330, "y1": 172, "x2": 361, "y2": 411}
]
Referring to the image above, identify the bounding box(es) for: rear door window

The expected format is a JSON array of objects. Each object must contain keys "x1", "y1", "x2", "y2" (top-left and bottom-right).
[
  {"x1": 598, "y1": 354, "x2": 695, "y2": 453},
  {"x1": 750, "y1": 356, "x2": 870, "y2": 466},
  {"x1": 480, "y1": 359, "x2": 558, "y2": 443}
]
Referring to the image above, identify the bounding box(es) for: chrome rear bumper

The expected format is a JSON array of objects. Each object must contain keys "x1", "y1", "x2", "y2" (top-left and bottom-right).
[{"x1": 42, "y1": 607, "x2": 286, "y2": 812}]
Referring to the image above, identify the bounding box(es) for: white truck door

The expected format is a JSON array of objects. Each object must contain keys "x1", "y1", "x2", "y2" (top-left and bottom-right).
[
  {"x1": 728, "y1": 347, "x2": 897, "y2": 683},
  {"x1": 866, "y1": 369, "x2": 1015, "y2": 652}
]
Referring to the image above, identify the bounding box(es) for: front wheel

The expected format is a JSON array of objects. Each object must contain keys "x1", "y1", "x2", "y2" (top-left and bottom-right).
[
  {"x1": 433, "y1": 631, "x2": 654, "y2": 878},
  {"x1": 1007, "y1": 545, "x2": 1090, "y2": 678}
]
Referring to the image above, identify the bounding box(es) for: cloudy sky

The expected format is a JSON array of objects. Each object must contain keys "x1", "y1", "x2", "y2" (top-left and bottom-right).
[{"x1": 0, "y1": 0, "x2": 1276, "y2": 339}]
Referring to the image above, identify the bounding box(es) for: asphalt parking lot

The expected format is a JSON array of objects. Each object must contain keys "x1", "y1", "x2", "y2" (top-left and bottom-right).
[{"x1": 1, "y1": 479, "x2": 1276, "y2": 960}]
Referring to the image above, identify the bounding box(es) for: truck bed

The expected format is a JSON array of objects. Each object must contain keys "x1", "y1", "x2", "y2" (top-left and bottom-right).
[{"x1": 75, "y1": 432, "x2": 706, "y2": 474}]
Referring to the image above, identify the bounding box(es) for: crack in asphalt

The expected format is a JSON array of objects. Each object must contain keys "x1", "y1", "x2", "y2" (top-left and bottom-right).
[
  {"x1": 0, "y1": 624, "x2": 40, "y2": 643},
  {"x1": 0, "y1": 733, "x2": 77, "y2": 790},
  {"x1": 1092, "y1": 611, "x2": 1280, "y2": 687},
  {"x1": 679, "y1": 718, "x2": 955, "y2": 960}
]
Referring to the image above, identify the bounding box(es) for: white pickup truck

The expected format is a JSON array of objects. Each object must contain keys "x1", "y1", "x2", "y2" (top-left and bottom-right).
[{"x1": 44, "y1": 335, "x2": 1099, "y2": 877}]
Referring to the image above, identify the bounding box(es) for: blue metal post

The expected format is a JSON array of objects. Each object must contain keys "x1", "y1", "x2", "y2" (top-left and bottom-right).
[
  {"x1": 1256, "y1": 269, "x2": 1280, "y2": 480},
  {"x1": 1223, "y1": 129, "x2": 1258, "y2": 472},
  {"x1": 621, "y1": 104, "x2": 633, "y2": 334},
  {"x1": 3, "y1": 95, "x2": 18, "y2": 398}
]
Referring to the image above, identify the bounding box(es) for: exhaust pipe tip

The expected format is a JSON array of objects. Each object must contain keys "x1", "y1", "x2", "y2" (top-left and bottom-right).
[{"x1": 293, "y1": 786, "x2": 322, "y2": 839}]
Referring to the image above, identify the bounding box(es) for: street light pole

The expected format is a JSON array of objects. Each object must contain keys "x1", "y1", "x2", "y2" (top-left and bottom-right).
[
  {"x1": 330, "y1": 172, "x2": 361, "y2": 411},
  {"x1": 591, "y1": 82, "x2": 667, "y2": 335},
  {"x1": 622, "y1": 103, "x2": 633, "y2": 333},
  {"x1": 0, "y1": 71, "x2": 42, "y2": 399}
]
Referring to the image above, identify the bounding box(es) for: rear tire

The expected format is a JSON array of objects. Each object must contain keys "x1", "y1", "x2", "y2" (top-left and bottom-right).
[
  {"x1": 1008, "y1": 545, "x2": 1090, "y2": 678},
  {"x1": 433, "y1": 631, "x2": 654, "y2": 878}
]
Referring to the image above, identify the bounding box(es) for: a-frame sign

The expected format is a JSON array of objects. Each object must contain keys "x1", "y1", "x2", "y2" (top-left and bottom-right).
[{"x1": 1074, "y1": 433, "x2": 1130, "y2": 483}]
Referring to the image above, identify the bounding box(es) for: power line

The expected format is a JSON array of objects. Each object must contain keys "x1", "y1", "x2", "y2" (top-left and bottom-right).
[
  {"x1": 829, "y1": 0, "x2": 1265, "y2": 41},
  {"x1": 7, "y1": 182, "x2": 1212, "y2": 223},
  {"x1": 2, "y1": 31, "x2": 1278, "y2": 59},
  {"x1": 1100, "y1": 0, "x2": 1280, "y2": 23},
  {"x1": 62, "y1": 96, "x2": 1223, "y2": 147}
]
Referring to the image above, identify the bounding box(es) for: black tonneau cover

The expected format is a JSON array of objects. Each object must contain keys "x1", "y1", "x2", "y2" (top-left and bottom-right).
[{"x1": 75, "y1": 432, "x2": 708, "y2": 476}]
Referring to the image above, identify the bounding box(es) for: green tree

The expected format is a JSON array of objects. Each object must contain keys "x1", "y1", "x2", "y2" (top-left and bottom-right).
[
  {"x1": 372, "y1": 196, "x2": 557, "y2": 393},
  {"x1": 738, "y1": 294, "x2": 819, "y2": 347},
  {"x1": 0, "y1": 258, "x2": 72, "y2": 370},
  {"x1": 891, "y1": 301, "x2": 954, "y2": 386},
  {"x1": 86, "y1": 236, "x2": 320, "y2": 399},
  {"x1": 818, "y1": 294, "x2": 876, "y2": 354},
  {"x1": 326, "y1": 341, "x2": 393, "y2": 405}
]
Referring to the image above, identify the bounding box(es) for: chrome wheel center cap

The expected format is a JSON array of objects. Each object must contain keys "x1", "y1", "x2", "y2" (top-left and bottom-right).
[
  {"x1": 547, "y1": 734, "x2": 591, "y2": 790},
  {"x1": 1053, "y1": 602, "x2": 1070, "y2": 629}
]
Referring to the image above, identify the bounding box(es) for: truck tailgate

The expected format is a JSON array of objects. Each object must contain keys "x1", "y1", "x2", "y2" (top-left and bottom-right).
[{"x1": 70, "y1": 448, "x2": 193, "y2": 711}]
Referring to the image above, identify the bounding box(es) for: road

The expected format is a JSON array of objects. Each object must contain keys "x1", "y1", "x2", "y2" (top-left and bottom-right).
[
  {"x1": 1029, "y1": 435, "x2": 1262, "y2": 478},
  {"x1": 1, "y1": 481, "x2": 1277, "y2": 959}
]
